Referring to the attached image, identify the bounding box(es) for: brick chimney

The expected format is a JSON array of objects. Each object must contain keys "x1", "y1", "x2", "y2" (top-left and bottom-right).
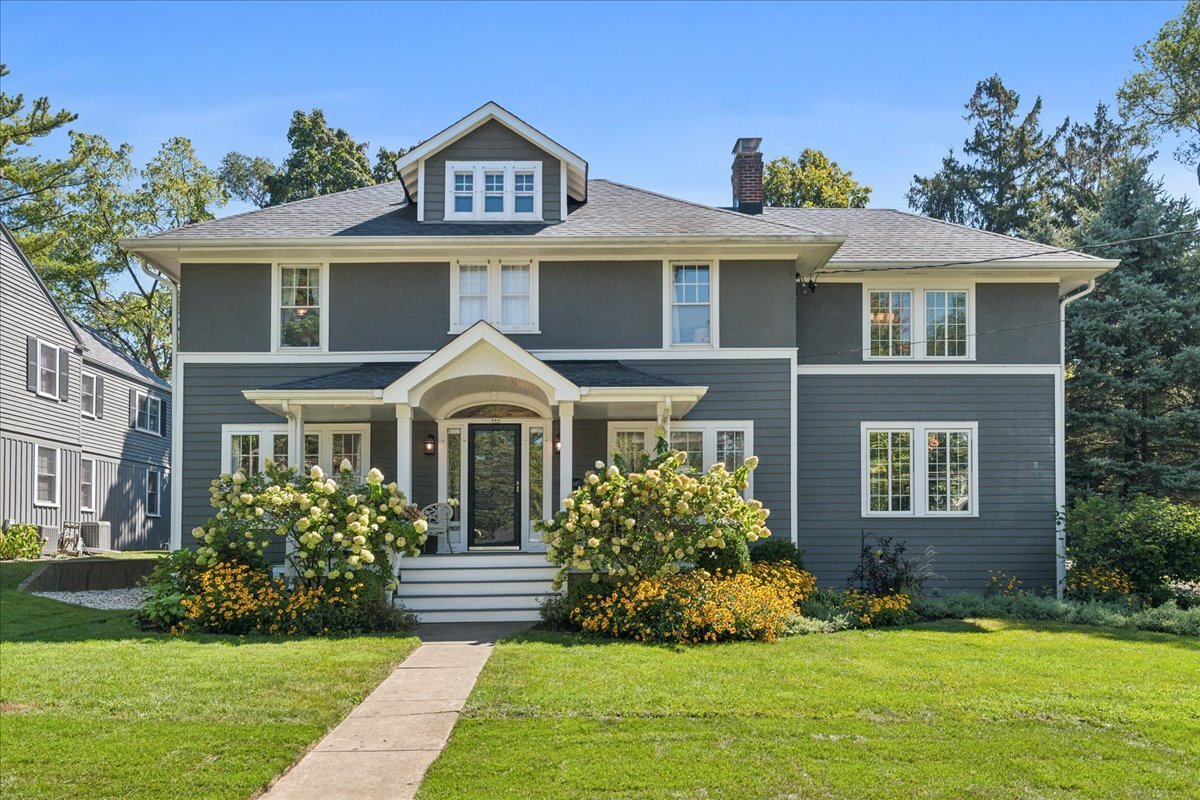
[{"x1": 731, "y1": 137, "x2": 764, "y2": 214}]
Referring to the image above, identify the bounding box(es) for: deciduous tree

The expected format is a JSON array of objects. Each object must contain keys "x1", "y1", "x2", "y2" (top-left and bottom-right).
[{"x1": 762, "y1": 148, "x2": 872, "y2": 208}]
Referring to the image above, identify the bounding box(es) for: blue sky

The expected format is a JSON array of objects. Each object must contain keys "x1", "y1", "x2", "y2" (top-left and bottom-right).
[{"x1": 1, "y1": 0, "x2": 1193, "y2": 216}]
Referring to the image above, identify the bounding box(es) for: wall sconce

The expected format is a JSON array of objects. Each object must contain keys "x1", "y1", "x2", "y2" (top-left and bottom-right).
[
  {"x1": 423, "y1": 433, "x2": 436, "y2": 455},
  {"x1": 553, "y1": 433, "x2": 561, "y2": 453}
]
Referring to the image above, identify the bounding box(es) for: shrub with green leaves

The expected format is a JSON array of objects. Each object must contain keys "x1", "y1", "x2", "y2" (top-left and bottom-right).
[
  {"x1": 750, "y1": 537, "x2": 805, "y2": 570},
  {"x1": 537, "y1": 436, "x2": 769, "y2": 590},
  {"x1": 0, "y1": 523, "x2": 43, "y2": 560},
  {"x1": 1066, "y1": 495, "x2": 1200, "y2": 604}
]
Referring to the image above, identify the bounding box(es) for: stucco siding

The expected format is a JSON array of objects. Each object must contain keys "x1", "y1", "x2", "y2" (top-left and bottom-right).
[
  {"x1": 720, "y1": 260, "x2": 796, "y2": 348},
  {"x1": 423, "y1": 119, "x2": 562, "y2": 222},
  {"x1": 178, "y1": 263, "x2": 272, "y2": 352},
  {"x1": 329, "y1": 263, "x2": 451, "y2": 351},
  {"x1": 795, "y1": 374, "x2": 1057, "y2": 593},
  {"x1": 539, "y1": 261, "x2": 661, "y2": 349}
]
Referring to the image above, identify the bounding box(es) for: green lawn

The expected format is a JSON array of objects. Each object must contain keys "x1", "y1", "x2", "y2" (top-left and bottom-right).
[
  {"x1": 418, "y1": 621, "x2": 1200, "y2": 800},
  {"x1": 0, "y1": 562, "x2": 420, "y2": 800}
]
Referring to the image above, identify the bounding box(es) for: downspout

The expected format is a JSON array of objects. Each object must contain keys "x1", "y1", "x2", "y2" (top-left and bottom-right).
[
  {"x1": 138, "y1": 257, "x2": 181, "y2": 550},
  {"x1": 1055, "y1": 279, "x2": 1096, "y2": 598}
]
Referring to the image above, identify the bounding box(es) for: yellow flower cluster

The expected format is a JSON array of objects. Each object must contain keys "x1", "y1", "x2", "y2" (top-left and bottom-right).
[
  {"x1": 174, "y1": 561, "x2": 355, "y2": 636},
  {"x1": 1066, "y1": 565, "x2": 1136, "y2": 604},
  {"x1": 986, "y1": 569, "x2": 1026, "y2": 597},
  {"x1": 838, "y1": 589, "x2": 912, "y2": 626},
  {"x1": 569, "y1": 562, "x2": 816, "y2": 643}
]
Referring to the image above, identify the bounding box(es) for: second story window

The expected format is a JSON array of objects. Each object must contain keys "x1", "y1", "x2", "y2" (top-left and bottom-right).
[
  {"x1": 133, "y1": 391, "x2": 163, "y2": 436},
  {"x1": 668, "y1": 262, "x2": 716, "y2": 347},
  {"x1": 450, "y1": 261, "x2": 539, "y2": 333},
  {"x1": 445, "y1": 162, "x2": 542, "y2": 221},
  {"x1": 81, "y1": 372, "x2": 97, "y2": 417},
  {"x1": 925, "y1": 290, "x2": 969, "y2": 358},
  {"x1": 278, "y1": 265, "x2": 322, "y2": 349},
  {"x1": 868, "y1": 290, "x2": 912, "y2": 357},
  {"x1": 865, "y1": 286, "x2": 973, "y2": 360}
]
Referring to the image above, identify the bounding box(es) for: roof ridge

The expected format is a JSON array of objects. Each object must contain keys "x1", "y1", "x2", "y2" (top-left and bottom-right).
[
  {"x1": 147, "y1": 180, "x2": 408, "y2": 239},
  {"x1": 880, "y1": 208, "x2": 1100, "y2": 261},
  {"x1": 591, "y1": 179, "x2": 825, "y2": 234}
]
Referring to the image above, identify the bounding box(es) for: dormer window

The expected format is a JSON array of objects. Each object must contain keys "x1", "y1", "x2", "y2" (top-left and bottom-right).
[{"x1": 444, "y1": 161, "x2": 542, "y2": 221}]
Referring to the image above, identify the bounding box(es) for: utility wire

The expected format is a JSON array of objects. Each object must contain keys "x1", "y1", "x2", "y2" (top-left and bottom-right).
[
  {"x1": 818, "y1": 228, "x2": 1200, "y2": 275},
  {"x1": 797, "y1": 295, "x2": 1192, "y2": 363}
]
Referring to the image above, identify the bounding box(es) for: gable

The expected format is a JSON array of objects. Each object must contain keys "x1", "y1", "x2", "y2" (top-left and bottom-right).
[
  {"x1": 0, "y1": 225, "x2": 80, "y2": 349},
  {"x1": 421, "y1": 119, "x2": 564, "y2": 222}
]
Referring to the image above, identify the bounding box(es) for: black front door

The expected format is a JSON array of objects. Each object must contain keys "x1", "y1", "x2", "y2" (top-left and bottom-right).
[{"x1": 467, "y1": 424, "x2": 521, "y2": 549}]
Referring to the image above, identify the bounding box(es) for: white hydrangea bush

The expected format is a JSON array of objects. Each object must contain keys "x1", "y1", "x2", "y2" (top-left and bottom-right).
[
  {"x1": 536, "y1": 442, "x2": 770, "y2": 590},
  {"x1": 192, "y1": 461, "x2": 427, "y2": 591}
]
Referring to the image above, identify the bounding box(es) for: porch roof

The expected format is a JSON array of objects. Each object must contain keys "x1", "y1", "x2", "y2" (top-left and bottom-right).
[{"x1": 267, "y1": 360, "x2": 681, "y2": 392}]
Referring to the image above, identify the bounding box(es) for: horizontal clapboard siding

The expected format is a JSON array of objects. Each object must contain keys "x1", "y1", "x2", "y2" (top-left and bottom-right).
[
  {"x1": 1, "y1": 435, "x2": 82, "y2": 544},
  {"x1": 423, "y1": 119, "x2": 561, "y2": 222},
  {"x1": 796, "y1": 374, "x2": 1057, "y2": 593},
  {"x1": 80, "y1": 455, "x2": 172, "y2": 550},
  {"x1": 80, "y1": 363, "x2": 170, "y2": 465}
]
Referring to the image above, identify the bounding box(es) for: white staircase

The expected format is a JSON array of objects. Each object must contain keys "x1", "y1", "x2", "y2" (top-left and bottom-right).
[{"x1": 395, "y1": 553, "x2": 560, "y2": 623}]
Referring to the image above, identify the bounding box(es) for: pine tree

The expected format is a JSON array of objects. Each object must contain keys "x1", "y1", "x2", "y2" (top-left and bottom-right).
[{"x1": 1065, "y1": 160, "x2": 1200, "y2": 501}]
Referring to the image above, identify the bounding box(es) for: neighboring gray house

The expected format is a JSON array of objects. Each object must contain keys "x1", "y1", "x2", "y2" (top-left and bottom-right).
[
  {"x1": 0, "y1": 224, "x2": 171, "y2": 551},
  {"x1": 122, "y1": 103, "x2": 1116, "y2": 621}
]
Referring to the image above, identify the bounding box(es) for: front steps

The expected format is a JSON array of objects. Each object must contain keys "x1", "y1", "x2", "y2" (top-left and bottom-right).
[{"x1": 395, "y1": 553, "x2": 560, "y2": 623}]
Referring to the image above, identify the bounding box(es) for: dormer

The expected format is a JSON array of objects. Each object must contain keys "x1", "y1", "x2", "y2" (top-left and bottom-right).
[{"x1": 396, "y1": 102, "x2": 588, "y2": 223}]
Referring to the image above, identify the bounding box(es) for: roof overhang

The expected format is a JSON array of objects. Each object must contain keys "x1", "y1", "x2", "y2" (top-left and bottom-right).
[
  {"x1": 395, "y1": 101, "x2": 589, "y2": 203},
  {"x1": 121, "y1": 235, "x2": 847, "y2": 281},
  {"x1": 803, "y1": 258, "x2": 1120, "y2": 295}
]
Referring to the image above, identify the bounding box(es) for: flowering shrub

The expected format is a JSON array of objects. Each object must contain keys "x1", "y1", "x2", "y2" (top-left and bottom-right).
[
  {"x1": 568, "y1": 562, "x2": 815, "y2": 643},
  {"x1": 193, "y1": 462, "x2": 426, "y2": 593},
  {"x1": 0, "y1": 523, "x2": 43, "y2": 560},
  {"x1": 1066, "y1": 565, "x2": 1136, "y2": 605},
  {"x1": 801, "y1": 588, "x2": 916, "y2": 628},
  {"x1": 538, "y1": 439, "x2": 770, "y2": 590}
]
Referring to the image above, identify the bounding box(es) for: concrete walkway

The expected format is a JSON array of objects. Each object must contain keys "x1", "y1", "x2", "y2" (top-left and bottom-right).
[{"x1": 260, "y1": 622, "x2": 529, "y2": 800}]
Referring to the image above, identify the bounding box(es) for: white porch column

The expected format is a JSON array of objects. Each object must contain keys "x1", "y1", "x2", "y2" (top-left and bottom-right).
[
  {"x1": 558, "y1": 401, "x2": 574, "y2": 502},
  {"x1": 395, "y1": 404, "x2": 413, "y2": 500},
  {"x1": 656, "y1": 399, "x2": 673, "y2": 439},
  {"x1": 287, "y1": 403, "x2": 304, "y2": 468}
]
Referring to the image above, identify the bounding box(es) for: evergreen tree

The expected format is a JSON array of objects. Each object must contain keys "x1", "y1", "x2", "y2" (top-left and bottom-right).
[
  {"x1": 1065, "y1": 160, "x2": 1200, "y2": 501},
  {"x1": 908, "y1": 75, "x2": 1066, "y2": 235},
  {"x1": 762, "y1": 148, "x2": 872, "y2": 208}
]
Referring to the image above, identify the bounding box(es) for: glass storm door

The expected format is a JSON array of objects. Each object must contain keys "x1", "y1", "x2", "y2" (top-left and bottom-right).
[{"x1": 467, "y1": 424, "x2": 521, "y2": 548}]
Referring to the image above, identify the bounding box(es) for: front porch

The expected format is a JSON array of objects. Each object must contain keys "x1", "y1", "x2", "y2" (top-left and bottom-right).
[{"x1": 245, "y1": 324, "x2": 706, "y2": 557}]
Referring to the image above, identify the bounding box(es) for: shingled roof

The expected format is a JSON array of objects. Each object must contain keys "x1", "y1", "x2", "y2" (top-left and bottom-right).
[
  {"x1": 267, "y1": 360, "x2": 680, "y2": 392},
  {"x1": 142, "y1": 179, "x2": 824, "y2": 241},
  {"x1": 70, "y1": 320, "x2": 169, "y2": 388},
  {"x1": 762, "y1": 207, "x2": 1100, "y2": 263}
]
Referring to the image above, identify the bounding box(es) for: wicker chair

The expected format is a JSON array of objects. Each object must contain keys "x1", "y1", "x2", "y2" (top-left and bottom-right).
[{"x1": 420, "y1": 502, "x2": 455, "y2": 553}]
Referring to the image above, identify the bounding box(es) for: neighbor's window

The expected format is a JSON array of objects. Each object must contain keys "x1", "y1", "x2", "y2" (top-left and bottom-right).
[
  {"x1": 147, "y1": 469, "x2": 162, "y2": 517},
  {"x1": 863, "y1": 423, "x2": 975, "y2": 517},
  {"x1": 869, "y1": 290, "x2": 912, "y2": 357},
  {"x1": 37, "y1": 340, "x2": 59, "y2": 398},
  {"x1": 136, "y1": 393, "x2": 162, "y2": 436},
  {"x1": 35, "y1": 445, "x2": 58, "y2": 507},
  {"x1": 81, "y1": 373, "x2": 97, "y2": 417},
  {"x1": 925, "y1": 291, "x2": 968, "y2": 358},
  {"x1": 279, "y1": 266, "x2": 321, "y2": 349},
  {"x1": 80, "y1": 458, "x2": 95, "y2": 511},
  {"x1": 867, "y1": 430, "x2": 912, "y2": 513},
  {"x1": 452, "y1": 262, "x2": 538, "y2": 332},
  {"x1": 445, "y1": 161, "x2": 541, "y2": 220},
  {"x1": 670, "y1": 263, "x2": 713, "y2": 346}
]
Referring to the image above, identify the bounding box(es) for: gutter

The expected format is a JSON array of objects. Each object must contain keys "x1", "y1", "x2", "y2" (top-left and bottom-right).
[
  {"x1": 138, "y1": 256, "x2": 181, "y2": 551},
  {"x1": 1054, "y1": 279, "x2": 1097, "y2": 598}
]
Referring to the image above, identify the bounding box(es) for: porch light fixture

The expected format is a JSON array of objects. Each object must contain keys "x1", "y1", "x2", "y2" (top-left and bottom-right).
[
  {"x1": 554, "y1": 433, "x2": 561, "y2": 453},
  {"x1": 423, "y1": 433, "x2": 436, "y2": 455}
]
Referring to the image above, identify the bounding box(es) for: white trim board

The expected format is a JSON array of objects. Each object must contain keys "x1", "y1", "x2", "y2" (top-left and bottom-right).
[
  {"x1": 796, "y1": 364, "x2": 1061, "y2": 376},
  {"x1": 177, "y1": 347, "x2": 798, "y2": 365}
]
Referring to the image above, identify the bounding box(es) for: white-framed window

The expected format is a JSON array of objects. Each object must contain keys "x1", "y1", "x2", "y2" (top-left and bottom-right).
[
  {"x1": 664, "y1": 261, "x2": 718, "y2": 348},
  {"x1": 36, "y1": 339, "x2": 61, "y2": 399},
  {"x1": 146, "y1": 469, "x2": 161, "y2": 518},
  {"x1": 861, "y1": 421, "x2": 978, "y2": 517},
  {"x1": 449, "y1": 260, "x2": 539, "y2": 333},
  {"x1": 80, "y1": 457, "x2": 95, "y2": 511},
  {"x1": 34, "y1": 445, "x2": 59, "y2": 507},
  {"x1": 444, "y1": 161, "x2": 542, "y2": 221},
  {"x1": 135, "y1": 392, "x2": 162, "y2": 436},
  {"x1": 81, "y1": 372, "x2": 97, "y2": 418},
  {"x1": 221, "y1": 424, "x2": 371, "y2": 478},
  {"x1": 863, "y1": 285, "x2": 974, "y2": 361},
  {"x1": 607, "y1": 421, "x2": 753, "y2": 489},
  {"x1": 273, "y1": 264, "x2": 328, "y2": 350}
]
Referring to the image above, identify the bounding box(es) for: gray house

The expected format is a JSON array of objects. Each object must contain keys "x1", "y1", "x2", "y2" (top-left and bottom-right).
[
  {"x1": 122, "y1": 103, "x2": 1115, "y2": 621},
  {"x1": 1, "y1": 224, "x2": 171, "y2": 551}
]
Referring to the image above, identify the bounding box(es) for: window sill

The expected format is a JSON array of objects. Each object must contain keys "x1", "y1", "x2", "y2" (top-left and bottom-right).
[
  {"x1": 82, "y1": 412, "x2": 97, "y2": 420},
  {"x1": 33, "y1": 501, "x2": 59, "y2": 509},
  {"x1": 449, "y1": 327, "x2": 540, "y2": 335},
  {"x1": 35, "y1": 390, "x2": 60, "y2": 401},
  {"x1": 861, "y1": 512, "x2": 979, "y2": 519},
  {"x1": 861, "y1": 357, "x2": 976, "y2": 363},
  {"x1": 147, "y1": 513, "x2": 162, "y2": 519},
  {"x1": 666, "y1": 343, "x2": 716, "y2": 350}
]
